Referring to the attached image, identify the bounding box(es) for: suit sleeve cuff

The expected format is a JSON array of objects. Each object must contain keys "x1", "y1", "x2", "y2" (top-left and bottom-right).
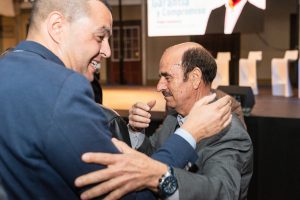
[
  {"x1": 151, "y1": 134, "x2": 198, "y2": 168},
  {"x1": 174, "y1": 128, "x2": 196, "y2": 149},
  {"x1": 165, "y1": 190, "x2": 179, "y2": 200}
]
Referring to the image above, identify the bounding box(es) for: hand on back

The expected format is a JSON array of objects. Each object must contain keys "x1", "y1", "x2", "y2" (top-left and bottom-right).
[{"x1": 181, "y1": 93, "x2": 232, "y2": 142}]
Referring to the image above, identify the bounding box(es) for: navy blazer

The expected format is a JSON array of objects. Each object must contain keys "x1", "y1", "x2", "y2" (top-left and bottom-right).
[
  {"x1": 0, "y1": 41, "x2": 197, "y2": 200},
  {"x1": 0, "y1": 179, "x2": 7, "y2": 200}
]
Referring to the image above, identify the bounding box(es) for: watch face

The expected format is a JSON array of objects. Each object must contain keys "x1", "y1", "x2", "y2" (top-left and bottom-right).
[{"x1": 162, "y1": 176, "x2": 178, "y2": 195}]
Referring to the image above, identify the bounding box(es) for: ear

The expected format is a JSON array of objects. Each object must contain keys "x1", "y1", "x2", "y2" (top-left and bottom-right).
[
  {"x1": 46, "y1": 11, "x2": 65, "y2": 44},
  {"x1": 189, "y1": 67, "x2": 202, "y2": 89}
]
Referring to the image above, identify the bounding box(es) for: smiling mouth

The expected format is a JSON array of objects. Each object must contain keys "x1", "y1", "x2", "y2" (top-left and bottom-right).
[{"x1": 91, "y1": 60, "x2": 101, "y2": 73}]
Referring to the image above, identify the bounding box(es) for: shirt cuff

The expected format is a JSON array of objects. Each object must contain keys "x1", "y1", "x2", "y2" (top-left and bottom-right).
[
  {"x1": 174, "y1": 128, "x2": 196, "y2": 149},
  {"x1": 165, "y1": 190, "x2": 179, "y2": 200},
  {"x1": 128, "y1": 125, "x2": 145, "y2": 149}
]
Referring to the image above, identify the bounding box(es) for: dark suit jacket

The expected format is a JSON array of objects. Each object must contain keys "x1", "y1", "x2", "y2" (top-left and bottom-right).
[
  {"x1": 0, "y1": 180, "x2": 7, "y2": 200},
  {"x1": 100, "y1": 105, "x2": 132, "y2": 146},
  {"x1": 206, "y1": 2, "x2": 264, "y2": 34},
  {"x1": 139, "y1": 113, "x2": 253, "y2": 200},
  {"x1": 0, "y1": 41, "x2": 197, "y2": 200}
]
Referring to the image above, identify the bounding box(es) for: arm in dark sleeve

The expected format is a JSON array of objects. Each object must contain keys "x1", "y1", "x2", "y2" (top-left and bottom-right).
[
  {"x1": 44, "y1": 73, "x2": 121, "y2": 196},
  {"x1": 137, "y1": 136, "x2": 156, "y2": 156},
  {"x1": 138, "y1": 136, "x2": 198, "y2": 171},
  {"x1": 138, "y1": 115, "x2": 198, "y2": 168},
  {"x1": 44, "y1": 74, "x2": 156, "y2": 199},
  {"x1": 43, "y1": 73, "x2": 196, "y2": 199},
  {"x1": 0, "y1": 180, "x2": 7, "y2": 200},
  {"x1": 152, "y1": 134, "x2": 198, "y2": 168}
]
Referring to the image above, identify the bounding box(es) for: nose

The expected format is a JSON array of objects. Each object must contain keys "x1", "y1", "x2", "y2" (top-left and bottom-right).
[
  {"x1": 100, "y1": 39, "x2": 111, "y2": 58},
  {"x1": 157, "y1": 77, "x2": 167, "y2": 92}
]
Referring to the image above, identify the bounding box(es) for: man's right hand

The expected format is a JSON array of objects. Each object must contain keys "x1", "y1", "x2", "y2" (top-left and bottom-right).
[
  {"x1": 128, "y1": 100, "x2": 156, "y2": 132},
  {"x1": 181, "y1": 93, "x2": 232, "y2": 143},
  {"x1": 75, "y1": 138, "x2": 167, "y2": 200}
]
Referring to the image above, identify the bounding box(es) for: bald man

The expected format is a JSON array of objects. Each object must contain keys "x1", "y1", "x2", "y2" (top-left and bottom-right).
[
  {"x1": 75, "y1": 43, "x2": 253, "y2": 200},
  {"x1": 0, "y1": 1, "x2": 232, "y2": 200},
  {"x1": 128, "y1": 42, "x2": 253, "y2": 200}
]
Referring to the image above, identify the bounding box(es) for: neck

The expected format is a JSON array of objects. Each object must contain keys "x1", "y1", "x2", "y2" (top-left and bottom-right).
[
  {"x1": 26, "y1": 29, "x2": 69, "y2": 68},
  {"x1": 177, "y1": 85, "x2": 211, "y2": 117}
]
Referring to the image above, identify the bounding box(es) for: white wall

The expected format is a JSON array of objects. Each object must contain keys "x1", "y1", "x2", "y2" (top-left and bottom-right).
[{"x1": 240, "y1": 0, "x2": 298, "y2": 82}]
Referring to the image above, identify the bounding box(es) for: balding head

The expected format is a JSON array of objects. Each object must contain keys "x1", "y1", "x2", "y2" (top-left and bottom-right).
[
  {"x1": 158, "y1": 42, "x2": 216, "y2": 115},
  {"x1": 29, "y1": 0, "x2": 111, "y2": 32},
  {"x1": 161, "y1": 42, "x2": 217, "y2": 86},
  {"x1": 25, "y1": 0, "x2": 113, "y2": 81},
  {"x1": 164, "y1": 42, "x2": 202, "y2": 55}
]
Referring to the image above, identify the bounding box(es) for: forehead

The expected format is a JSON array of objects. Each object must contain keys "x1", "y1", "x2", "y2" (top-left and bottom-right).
[
  {"x1": 159, "y1": 48, "x2": 183, "y2": 73},
  {"x1": 86, "y1": 0, "x2": 113, "y2": 32}
]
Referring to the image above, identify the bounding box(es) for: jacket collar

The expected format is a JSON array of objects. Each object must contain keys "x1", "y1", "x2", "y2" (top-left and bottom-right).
[{"x1": 15, "y1": 40, "x2": 65, "y2": 67}]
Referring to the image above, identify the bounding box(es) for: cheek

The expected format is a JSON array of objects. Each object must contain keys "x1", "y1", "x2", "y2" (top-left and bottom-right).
[
  {"x1": 169, "y1": 81, "x2": 183, "y2": 96},
  {"x1": 78, "y1": 36, "x2": 99, "y2": 57},
  {"x1": 83, "y1": 40, "x2": 98, "y2": 53},
  {"x1": 173, "y1": 85, "x2": 190, "y2": 100},
  {"x1": 174, "y1": 89, "x2": 184, "y2": 99},
  {"x1": 92, "y1": 41, "x2": 101, "y2": 53},
  {"x1": 81, "y1": 43, "x2": 100, "y2": 65}
]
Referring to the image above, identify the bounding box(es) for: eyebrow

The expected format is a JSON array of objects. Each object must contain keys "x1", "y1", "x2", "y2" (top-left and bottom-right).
[
  {"x1": 96, "y1": 26, "x2": 112, "y2": 36},
  {"x1": 172, "y1": 63, "x2": 181, "y2": 67},
  {"x1": 159, "y1": 72, "x2": 172, "y2": 78}
]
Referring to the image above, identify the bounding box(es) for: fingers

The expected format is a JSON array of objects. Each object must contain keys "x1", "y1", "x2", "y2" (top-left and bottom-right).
[
  {"x1": 216, "y1": 96, "x2": 232, "y2": 127},
  {"x1": 103, "y1": 183, "x2": 141, "y2": 200},
  {"x1": 129, "y1": 102, "x2": 153, "y2": 130},
  {"x1": 81, "y1": 152, "x2": 117, "y2": 165},
  {"x1": 80, "y1": 178, "x2": 118, "y2": 200},
  {"x1": 218, "y1": 98, "x2": 231, "y2": 116},
  {"x1": 111, "y1": 138, "x2": 133, "y2": 154},
  {"x1": 222, "y1": 114, "x2": 232, "y2": 128},
  {"x1": 208, "y1": 96, "x2": 231, "y2": 131},
  {"x1": 196, "y1": 93, "x2": 216, "y2": 106},
  {"x1": 131, "y1": 102, "x2": 152, "y2": 113},
  {"x1": 75, "y1": 167, "x2": 118, "y2": 188},
  {"x1": 129, "y1": 114, "x2": 151, "y2": 127},
  {"x1": 80, "y1": 174, "x2": 137, "y2": 200},
  {"x1": 147, "y1": 100, "x2": 156, "y2": 110},
  {"x1": 130, "y1": 106, "x2": 151, "y2": 118},
  {"x1": 75, "y1": 151, "x2": 125, "y2": 188},
  {"x1": 215, "y1": 95, "x2": 232, "y2": 109}
]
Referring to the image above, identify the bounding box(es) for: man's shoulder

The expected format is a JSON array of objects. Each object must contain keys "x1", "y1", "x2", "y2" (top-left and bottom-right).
[
  {"x1": 216, "y1": 113, "x2": 252, "y2": 150},
  {"x1": 221, "y1": 113, "x2": 250, "y2": 140},
  {"x1": 1, "y1": 49, "x2": 74, "y2": 80}
]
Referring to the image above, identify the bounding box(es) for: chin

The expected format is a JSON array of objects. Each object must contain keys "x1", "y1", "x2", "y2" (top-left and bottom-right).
[
  {"x1": 84, "y1": 73, "x2": 94, "y2": 82},
  {"x1": 166, "y1": 102, "x2": 176, "y2": 108}
]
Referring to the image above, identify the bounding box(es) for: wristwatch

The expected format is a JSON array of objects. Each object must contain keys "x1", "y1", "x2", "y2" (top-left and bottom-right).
[{"x1": 158, "y1": 166, "x2": 178, "y2": 198}]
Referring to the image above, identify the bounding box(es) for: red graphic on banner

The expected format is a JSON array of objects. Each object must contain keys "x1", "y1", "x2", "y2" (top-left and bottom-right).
[{"x1": 229, "y1": 0, "x2": 241, "y2": 8}]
